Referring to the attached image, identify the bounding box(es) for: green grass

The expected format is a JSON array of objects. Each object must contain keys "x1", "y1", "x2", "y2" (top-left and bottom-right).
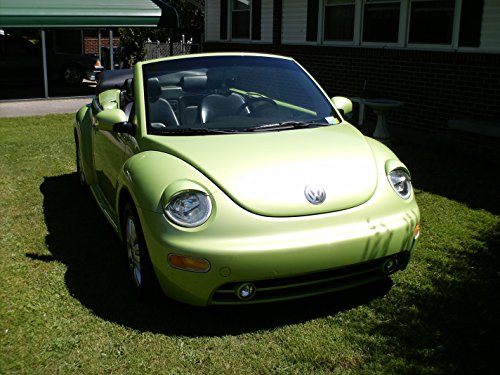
[{"x1": 1, "y1": 114, "x2": 499, "y2": 374}]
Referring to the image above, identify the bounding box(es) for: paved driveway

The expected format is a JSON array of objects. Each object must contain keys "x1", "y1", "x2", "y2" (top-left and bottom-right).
[{"x1": 0, "y1": 97, "x2": 91, "y2": 118}]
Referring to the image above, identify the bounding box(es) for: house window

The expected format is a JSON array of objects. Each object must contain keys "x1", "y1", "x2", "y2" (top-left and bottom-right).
[
  {"x1": 232, "y1": 0, "x2": 251, "y2": 39},
  {"x1": 409, "y1": 0, "x2": 455, "y2": 44},
  {"x1": 362, "y1": 0, "x2": 401, "y2": 43},
  {"x1": 295, "y1": 0, "x2": 484, "y2": 50},
  {"x1": 324, "y1": 0, "x2": 356, "y2": 41},
  {"x1": 220, "y1": 0, "x2": 261, "y2": 41}
]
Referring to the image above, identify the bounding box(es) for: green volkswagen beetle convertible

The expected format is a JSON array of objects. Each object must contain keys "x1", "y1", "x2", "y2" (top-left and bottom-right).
[{"x1": 74, "y1": 53, "x2": 420, "y2": 306}]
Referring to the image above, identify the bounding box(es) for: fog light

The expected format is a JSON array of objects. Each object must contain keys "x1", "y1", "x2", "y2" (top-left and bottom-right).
[
  {"x1": 168, "y1": 254, "x2": 210, "y2": 273},
  {"x1": 236, "y1": 283, "x2": 256, "y2": 300},
  {"x1": 382, "y1": 257, "x2": 399, "y2": 275}
]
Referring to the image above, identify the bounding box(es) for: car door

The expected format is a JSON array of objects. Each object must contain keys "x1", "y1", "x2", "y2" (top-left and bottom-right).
[{"x1": 91, "y1": 100, "x2": 127, "y2": 218}]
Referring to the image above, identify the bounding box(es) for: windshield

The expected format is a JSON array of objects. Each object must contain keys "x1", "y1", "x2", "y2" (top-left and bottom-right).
[{"x1": 142, "y1": 55, "x2": 340, "y2": 135}]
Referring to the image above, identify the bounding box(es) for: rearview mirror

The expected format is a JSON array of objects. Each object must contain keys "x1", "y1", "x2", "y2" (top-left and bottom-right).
[
  {"x1": 96, "y1": 109, "x2": 135, "y2": 135},
  {"x1": 332, "y1": 96, "x2": 353, "y2": 117}
]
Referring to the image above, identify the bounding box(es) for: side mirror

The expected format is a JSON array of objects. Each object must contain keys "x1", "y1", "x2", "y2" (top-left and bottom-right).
[
  {"x1": 332, "y1": 96, "x2": 353, "y2": 117},
  {"x1": 95, "y1": 109, "x2": 135, "y2": 135}
]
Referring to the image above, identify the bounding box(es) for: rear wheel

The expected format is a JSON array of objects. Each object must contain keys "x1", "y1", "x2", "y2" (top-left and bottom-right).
[
  {"x1": 62, "y1": 64, "x2": 83, "y2": 85},
  {"x1": 122, "y1": 201, "x2": 158, "y2": 297}
]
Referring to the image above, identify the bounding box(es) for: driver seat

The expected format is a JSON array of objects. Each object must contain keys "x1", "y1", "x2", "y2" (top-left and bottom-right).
[
  {"x1": 200, "y1": 93, "x2": 247, "y2": 124},
  {"x1": 200, "y1": 69, "x2": 249, "y2": 124}
]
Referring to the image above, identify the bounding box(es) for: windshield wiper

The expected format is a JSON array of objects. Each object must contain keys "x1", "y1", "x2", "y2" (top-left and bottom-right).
[
  {"x1": 150, "y1": 127, "x2": 239, "y2": 135},
  {"x1": 244, "y1": 121, "x2": 331, "y2": 132}
]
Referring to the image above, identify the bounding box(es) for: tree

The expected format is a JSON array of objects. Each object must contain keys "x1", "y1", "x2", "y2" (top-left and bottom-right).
[{"x1": 119, "y1": 0, "x2": 204, "y2": 67}]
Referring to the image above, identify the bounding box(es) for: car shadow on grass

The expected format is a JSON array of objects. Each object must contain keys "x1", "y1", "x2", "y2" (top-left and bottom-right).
[{"x1": 39, "y1": 173, "x2": 393, "y2": 337}]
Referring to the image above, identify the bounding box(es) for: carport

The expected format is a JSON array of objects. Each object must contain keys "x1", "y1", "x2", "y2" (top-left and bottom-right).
[{"x1": 0, "y1": 0, "x2": 178, "y2": 98}]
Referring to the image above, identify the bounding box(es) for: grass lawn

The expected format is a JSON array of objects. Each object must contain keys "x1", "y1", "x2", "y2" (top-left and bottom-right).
[{"x1": 1, "y1": 114, "x2": 499, "y2": 374}]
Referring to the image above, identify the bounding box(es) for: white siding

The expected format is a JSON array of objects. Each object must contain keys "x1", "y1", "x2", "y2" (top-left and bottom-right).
[
  {"x1": 282, "y1": 0, "x2": 308, "y2": 44},
  {"x1": 481, "y1": 0, "x2": 500, "y2": 51},
  {"x1": 205, "y1": 0, "x2": 221, "y2": 42},
  {"x1": 261, "y1": 0, "x2": 274, "y2": 42}
]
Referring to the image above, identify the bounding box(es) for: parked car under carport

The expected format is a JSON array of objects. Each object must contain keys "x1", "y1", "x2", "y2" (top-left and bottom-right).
[{"x1": 0, "y1": 33, "x2": 104, "y2": 85}]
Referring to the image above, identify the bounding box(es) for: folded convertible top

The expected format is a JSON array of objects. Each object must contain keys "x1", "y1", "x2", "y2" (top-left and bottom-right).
[{"x1": 96, "y1": 69, "x2": 133, "y2": 95}]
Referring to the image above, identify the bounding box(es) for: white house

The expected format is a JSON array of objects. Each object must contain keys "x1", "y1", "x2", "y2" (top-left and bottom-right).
[{"x1": 204, "y1": 1, "x2": 500, "y2": 150}]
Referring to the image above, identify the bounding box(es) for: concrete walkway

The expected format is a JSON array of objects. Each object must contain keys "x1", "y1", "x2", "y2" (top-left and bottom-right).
[{"x1": 0, "y1": 97, "x2": 91, "y2": 118}]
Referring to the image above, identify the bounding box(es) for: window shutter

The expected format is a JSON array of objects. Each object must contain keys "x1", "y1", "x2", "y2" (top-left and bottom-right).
[
  {"x1": 220, "y1": 0, "x2": 228, "y2": 40},
  {"x1": 252, "y1": 0, "x2": 262, "y2": 40},
  {"x1": 459, "y1": 0, "x2": 484, "y2": 47},
  {"x1": 307, "y1": 0, "x2": 319, "y2": 42}
]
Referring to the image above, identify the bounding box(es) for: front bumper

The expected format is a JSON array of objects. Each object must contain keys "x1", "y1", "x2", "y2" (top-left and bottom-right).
[
  {"x1": 137, "y1": 184, "x2": 420, "y2": 306},
  {"x1": 85, "y1": 67, "x2": 104, "y2": 81}
]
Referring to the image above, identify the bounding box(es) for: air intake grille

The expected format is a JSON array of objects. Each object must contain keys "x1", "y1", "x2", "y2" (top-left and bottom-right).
[{"x1": 211, "y1": 252, "x2": 409, "y2": 304}]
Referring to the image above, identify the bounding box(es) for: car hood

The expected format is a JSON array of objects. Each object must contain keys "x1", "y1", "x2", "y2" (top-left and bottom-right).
[{"x1": 150, "y1": 124, "x2": 378, "y2": 217}]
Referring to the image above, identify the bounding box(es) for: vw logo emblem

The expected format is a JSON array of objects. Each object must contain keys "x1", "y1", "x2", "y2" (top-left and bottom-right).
[{"x1": 304, "y1": 185, "x2": 326, "y2": 205}]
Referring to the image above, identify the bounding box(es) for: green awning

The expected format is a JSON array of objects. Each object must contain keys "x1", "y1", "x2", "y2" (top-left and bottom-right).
[{"x1": 0, "y1": 0, "x2": 166, "y2": 28}]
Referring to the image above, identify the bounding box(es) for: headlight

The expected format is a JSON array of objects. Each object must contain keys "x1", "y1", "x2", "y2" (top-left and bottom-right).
[
  {"x1": 164, "y1": 190, "x2": 212, "y2": 227},
  {"x1": 388, "y1": 169, "x2": 412, "y2": 199}
]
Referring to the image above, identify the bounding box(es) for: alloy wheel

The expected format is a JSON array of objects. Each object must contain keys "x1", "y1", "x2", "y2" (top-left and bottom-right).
[
  {"x1": 126, "y1": 215, "x2": 142, "y2": 289},
  {"x1": 63, "y1": 65, "x2": 82, "y2": 85}
]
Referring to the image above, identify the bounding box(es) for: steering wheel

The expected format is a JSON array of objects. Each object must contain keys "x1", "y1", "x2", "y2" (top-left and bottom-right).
[{"x1": 237, "y1": 97, "x2": 278, "y2": 115}]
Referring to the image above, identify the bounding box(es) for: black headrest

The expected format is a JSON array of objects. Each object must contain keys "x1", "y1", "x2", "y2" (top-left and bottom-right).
[
  {"x1": 180, "y1": 76, "x2": 207, "y2": 92},
  {"x1": 122, "y1": 78, "x2": 134, "y2": 96},
  {"x1": 147, "y1": 77, "x2": 162, "y2": 102},
  {"x1": 120, "y1": 78, "x2": 134, "y2": 108},
  {"x1": 206, "y1": 69, "x2": 225, "y2": 89}
]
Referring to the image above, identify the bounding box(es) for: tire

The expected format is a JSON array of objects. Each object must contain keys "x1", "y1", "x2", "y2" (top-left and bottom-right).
[
  {"x1": 122, "y1": 201, "x2": 158, "y2": 297},
  {"x1": 75, "y1": 137, "x2": 88, "y2": 189},
  {"x1": 61, "y1": 64, "x2": 83, "y2": 85}
]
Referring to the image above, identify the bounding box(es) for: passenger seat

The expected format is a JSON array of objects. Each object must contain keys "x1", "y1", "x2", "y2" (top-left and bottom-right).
[{"x1": 147, "y1": 77, "x2": 179, "y2": 129}]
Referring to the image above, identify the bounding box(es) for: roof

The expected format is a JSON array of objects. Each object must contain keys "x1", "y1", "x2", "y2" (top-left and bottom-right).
[{"x1": 0, "y1": 0, "x2": 166, "y2": 28}]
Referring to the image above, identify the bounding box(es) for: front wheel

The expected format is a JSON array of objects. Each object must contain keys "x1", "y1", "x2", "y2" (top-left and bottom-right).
[{"x1": 122, "y1": 202, "x2": 158, "y2": 297}]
